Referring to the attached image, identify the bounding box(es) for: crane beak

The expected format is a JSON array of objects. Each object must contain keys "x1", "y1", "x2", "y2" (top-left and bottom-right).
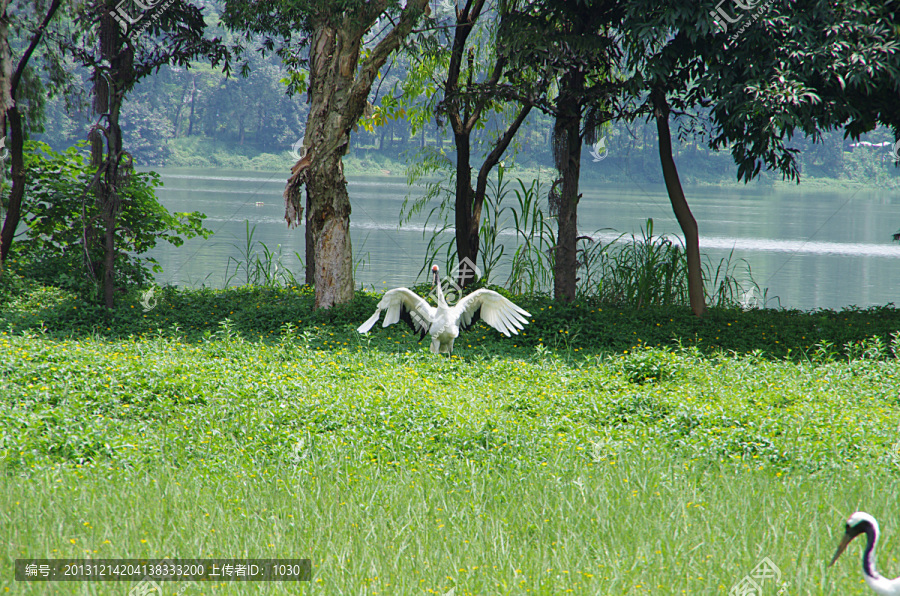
[{"x1": 829, "y1": 531, "x2": 854, "y2": 567}]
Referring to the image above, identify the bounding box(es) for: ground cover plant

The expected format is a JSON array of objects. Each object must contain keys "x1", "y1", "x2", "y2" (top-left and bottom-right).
[
  {"x1": 1, "y1": 267, "x2": 899, "y2": 358},
  {"x1": 2, "y1": 279, "x2": 900, "y2": 594}
]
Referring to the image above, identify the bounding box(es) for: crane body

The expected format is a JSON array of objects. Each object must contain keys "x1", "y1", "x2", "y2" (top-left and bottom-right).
[{"x1": 358, "y1": 265, "x2": 531, "y2": 354}]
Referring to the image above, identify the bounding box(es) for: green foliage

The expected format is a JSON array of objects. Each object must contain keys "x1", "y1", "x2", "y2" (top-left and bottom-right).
[
  {"x1": 588, "y1": 218, "x2": 688, "y2": 306},
  {"x1": 3, "y1": 276, "x2": 900, "y2": 364},
  {"x1": 505, "y1": 176, "x2": 556, "y2": 295},
  {"x1": 479, "y1": 164, "x2": 511, "y2": 281},
  {"x1": 2, "y1": 302, "x2": 900, "y2": 593},
  {"x1": 120, "y1": 101, "x2": 173, "y2": 165},
  {"x1": 223, "y1": 220, "x2": 304, "y2": 288},
  {"x1": 842, "y1": 145, "x2": 900, "y2": 189},
  {"x1": 614, "y1": 345, "x2": 685, "y2": 384},
  {"x1": 3, "y1": 299, "x2": 900, "y2": 473},
  {"x1": 13, "y1": 141, "x2": 211, "y2": 298},
  {"x1": 2, "y1": 275, "x2": 900, "y2": 594}
]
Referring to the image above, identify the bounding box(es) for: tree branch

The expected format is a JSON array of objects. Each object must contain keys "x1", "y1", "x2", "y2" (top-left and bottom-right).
[
  {"x1": 346, "y1": 0, "x2": 429, "y2": 130},
  {"x1": 473, "y1": 101, "x2": 533, "y2": 213},
  {"x1": 443, "y1": 0, "x2": 485, "y2": 133},
  {"x1": 464, "y1": 53, "x2": 505, "y2": 131},
  {"x1": 10, "y1": 0, "x2": 61, "y2": 96}
]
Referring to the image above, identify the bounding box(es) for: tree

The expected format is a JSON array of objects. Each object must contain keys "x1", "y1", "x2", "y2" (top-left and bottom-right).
[
  {"x1": 18, "y1": 141, "x2": 210, "y2": 295},
  {"x1": 0, "y1": 0, "x2": 62, "y2": 265},
  {"x1": 0, "y1": 0, "x2": 11, "y2": 118},
  {"x1": 686, "y1": 0, "x2": 900, "y2": 245},
  {"x1": 616, "y1": 0, "x2": 900, "y2": 315},
  {"x1": 650, "y1": 88, "x2": 705, "y2": 316},
  {"x1": 223, "y1": 0, "x2": 430, "y2": 308},
  {"x1": 617, "y1": 9, "x2": 719, "y2": 317},
  {"x1": 382, "y1": 0, "x2": 538, "y2": 286},
  {"x1": 428, "y1": 0, "x2": 533, "y2": 286},
  {"x1": 703, "y1": 0, "x2": 900, "y2": 180},
  {"x1": 66, "y1": 0, "x2": 227, "y2": 307},
  {"x1": 500, "y1": 0, "x2": 623, "y2": 302}
]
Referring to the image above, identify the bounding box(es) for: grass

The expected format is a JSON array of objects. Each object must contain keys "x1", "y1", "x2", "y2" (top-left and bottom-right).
[{"x1": 2, "y1": 280, "x2": 900, "y2": 594}]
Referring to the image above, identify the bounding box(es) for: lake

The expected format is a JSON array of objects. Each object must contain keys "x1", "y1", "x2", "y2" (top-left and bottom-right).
[{"x1": 146, "y1": 167, "x2": 900, "y2": 311}]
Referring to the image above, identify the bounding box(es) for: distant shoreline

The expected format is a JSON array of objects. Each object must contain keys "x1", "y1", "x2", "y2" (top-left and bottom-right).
[{"x1": 144, "y1": 160, "x2": 900, "y2": 194}]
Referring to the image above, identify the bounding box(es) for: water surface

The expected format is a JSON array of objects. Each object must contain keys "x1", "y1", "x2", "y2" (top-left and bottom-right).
[{"x1": 147, "y1": 167, "x2": 900, "y2": 311}]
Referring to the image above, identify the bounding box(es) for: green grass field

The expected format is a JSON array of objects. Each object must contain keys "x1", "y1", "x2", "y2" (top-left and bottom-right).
[{"x1": 2, "y1": 283, "x2": 900, "y2": 594}]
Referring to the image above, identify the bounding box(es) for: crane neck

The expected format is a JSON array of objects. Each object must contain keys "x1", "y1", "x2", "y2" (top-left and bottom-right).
[
  {"x1": 434, "y1": 273, "x2": 447, "y2": 307},
  {"x1": 862, "y1": 522, "x2": 884, "y2": 582}
]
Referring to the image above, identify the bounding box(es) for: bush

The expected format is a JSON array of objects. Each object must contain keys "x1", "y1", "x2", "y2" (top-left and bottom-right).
[{"x1": 10, "y1": 141, "x2": 211, "y2": 299}]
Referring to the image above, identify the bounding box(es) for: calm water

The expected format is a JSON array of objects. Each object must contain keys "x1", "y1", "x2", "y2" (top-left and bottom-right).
[{"x1": 146, "y1": 167, "x2": 900, "y2": 311}]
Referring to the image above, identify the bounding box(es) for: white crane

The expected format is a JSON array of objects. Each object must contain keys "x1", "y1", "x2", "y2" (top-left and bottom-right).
[
  {"x1": 357, "y1": 264, "x2": 531, "y2": 354},
  {"x1": 830, "y1": 511, "x2": 900, "y2": 595}
]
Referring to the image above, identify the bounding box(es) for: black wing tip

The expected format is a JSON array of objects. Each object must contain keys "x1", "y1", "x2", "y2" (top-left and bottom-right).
[
  {"x1": 459, "y1": 305, "x2": 482, "y2": 332},
  {"x1": 398, "y1": 303, "x2": 428, "y2": 341}
]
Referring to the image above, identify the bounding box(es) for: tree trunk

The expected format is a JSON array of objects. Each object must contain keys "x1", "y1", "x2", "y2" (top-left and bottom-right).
[
  {"x1": 295, "y1": 25, "x2": 355, "y2": 307},
  {"x1": 0, "y1": 0, "x2": 62, "y2": 266},
  {"x1": 444, "y1": 0, "x2": 531, "y2": 288},
  {"x1": 284, "y1": 1, "x2": 428, "y2": 308},
  {"x1": 99, "y1": 95, "x2": 124, "y2": 309},
  {"x1": 172, "y1": 74, "x2": 191, "y2": 138},
  {"x1": 652, "y1": 88, "x2": 706, "y2": 317},
  {"x1": 0, "y1": 0, "x2": 11, "y2": 121},
  {"x1": 307, "y1": 149, "x2": 352, "y2": 306},
  {"x1": 454, "y1": 131, "x2": 477, "y2": 275},
  {"x1": 92, "y1": 0, "x2": 132, "y2": 310},
  {"x1": 305, "y1": 189, "x2": 315, "y2": 285},
  {"x1": 0, "y1": 105, "x2": 24, "y2": 262},
  {"x1": 552, "y1": 71, "x2": 584, "y2": 303},
  {"x1": 187, "y1": 76, "x2": 196, "y2": 136},
  {"x1": 256, "y1": 104, "x2": 264, "y2": 141}
]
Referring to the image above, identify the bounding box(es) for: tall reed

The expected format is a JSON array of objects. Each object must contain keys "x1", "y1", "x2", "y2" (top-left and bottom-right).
[
  {"x1": 479, "y1": 181, "x2": 771, "y2": 309},
  {"x1": 504, "y1": 177, "x2": 556, "y2": 294},
  {"x1": 223, "y1": 220, "x2": 304, "y2": 288}
]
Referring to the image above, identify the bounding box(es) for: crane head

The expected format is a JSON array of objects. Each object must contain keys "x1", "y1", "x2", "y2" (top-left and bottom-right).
[
  {"x1": 830, "y1": 511, "x2": 878, "y2": 566},
  {"x1": 431, "y1": 265, "x2": 439, "y2": 285}
]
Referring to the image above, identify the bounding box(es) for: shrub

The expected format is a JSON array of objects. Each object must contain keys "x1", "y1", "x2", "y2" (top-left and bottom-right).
[{"x1": 11, "y1": 141, "x2": 211, "y2": 299}]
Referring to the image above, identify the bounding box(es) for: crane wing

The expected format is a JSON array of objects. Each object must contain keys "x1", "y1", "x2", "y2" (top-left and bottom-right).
[
  {"x1": 453, "y1": 289, "x2": 531, "y2": 337},
  {"x1": 357, "y1": 287, "x2": 435, "y2": 339}
]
